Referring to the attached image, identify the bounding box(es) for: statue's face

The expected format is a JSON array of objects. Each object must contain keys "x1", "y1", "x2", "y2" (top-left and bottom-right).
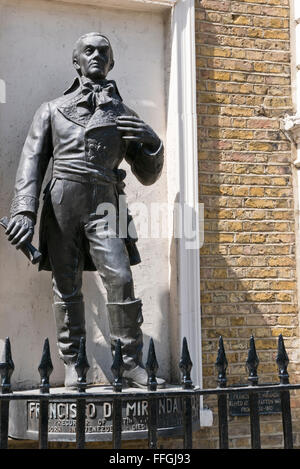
[{"x1": 74, "y1": 35, "x2": 113, "y2": 80}]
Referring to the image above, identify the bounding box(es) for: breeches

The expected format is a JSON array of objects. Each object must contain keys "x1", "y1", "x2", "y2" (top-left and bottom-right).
[{"x1": 45, "y1": 178, "x2": 134, "y2": 304}]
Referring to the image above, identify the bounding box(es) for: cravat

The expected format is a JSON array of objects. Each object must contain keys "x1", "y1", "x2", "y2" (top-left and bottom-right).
[{"x1": 77, "y1": 81, "x2": 115, "y2": 113}]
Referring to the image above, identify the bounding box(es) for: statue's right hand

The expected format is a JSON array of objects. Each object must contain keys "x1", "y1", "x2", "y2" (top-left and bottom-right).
[{"x1": 5, "y1": 214, "x2": 35, "y2": 249}]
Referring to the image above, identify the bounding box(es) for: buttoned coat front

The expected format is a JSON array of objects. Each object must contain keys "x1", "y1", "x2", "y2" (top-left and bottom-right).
[{"x1": 10, "y1": 78, "x2": 164, "y2": 271}]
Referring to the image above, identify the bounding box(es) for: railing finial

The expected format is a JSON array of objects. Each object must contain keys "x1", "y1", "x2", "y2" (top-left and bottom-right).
[
  {"x1": 38, "y1": 338, "x2": 53, "y2": 393},
  {"x1": 215, "y1": 336, "x2": 228, "y2": 388},
  {"x1": 246, "y1": 335, "x2": 259, "y2": 386},
  {"x1": 146, "y1": 338, "x2": 158, "y2": 391},
  {"x1": 276, "y1": 334, "x2": 290, "y2": 385},
  {"x1": 179, "y1": 337, "x2": 193, "y2": 389},
  {"x1": 0, "y1": 337, "x2": 14, "y2": 394}
]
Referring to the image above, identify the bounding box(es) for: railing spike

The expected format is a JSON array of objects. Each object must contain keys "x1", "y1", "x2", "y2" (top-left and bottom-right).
[
  {"x1": 179, "y1": 337, "x2": 193, "y2": 389},
  {"x1": 276, "y1": 334, "x2": 289, "y2": 385},
  {"x1": 215, "y1": 336, "x2": 228, "y2": 388},
  {"x1": 75, "y1": 337, "x2": 90, "y2": 392},
  {"x1": 111, "y1": 339, "x2": 125, "y2": 392},
  {"x1": 146, "y1": 338, "x2": 159, "y2": 391},
  {"x1": 0, "y1": 337, "x2": 14, "y2": 393},
  {"x1": 246, "y1": 335, "x2": 259, "y2": 386},
  {"x1": 38, "y1": 338, "x2": 53, "y2": 393}
]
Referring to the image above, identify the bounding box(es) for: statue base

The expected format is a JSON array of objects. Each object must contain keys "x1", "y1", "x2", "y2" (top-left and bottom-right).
[{"x1": 8, "y1": 385, "x2": 200, "y2": 442}]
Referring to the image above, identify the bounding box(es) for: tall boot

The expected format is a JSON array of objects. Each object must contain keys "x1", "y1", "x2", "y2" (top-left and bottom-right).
[
  {"x1": 53, "y1": 301, "x2": 86, "y2": 389},
  {"x1": 106, "y1": 299, "x2": 165, "y2": 388}
]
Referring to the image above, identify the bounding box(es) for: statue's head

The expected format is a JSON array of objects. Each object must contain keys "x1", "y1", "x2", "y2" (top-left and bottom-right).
[{"x1": 72, "y1": 32, "x2": 114, "y2": 80}]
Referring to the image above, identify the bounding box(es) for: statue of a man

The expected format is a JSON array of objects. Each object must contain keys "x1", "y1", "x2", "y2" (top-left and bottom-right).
[{"x1": 5, "y1": 32, "x2": 165, "y2": 389}]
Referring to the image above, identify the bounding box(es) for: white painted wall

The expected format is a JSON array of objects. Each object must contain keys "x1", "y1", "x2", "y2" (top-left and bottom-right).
[{"x1": 0, "y1": 0, "x2": 169, "y2": 388}]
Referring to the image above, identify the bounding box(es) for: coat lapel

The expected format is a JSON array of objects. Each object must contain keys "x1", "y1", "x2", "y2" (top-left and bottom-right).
[
  {"x1": 57, "y1": 78, "x2": 124, "y2": 128},
  {"x1": 57, "y1": 91, "x2": 93, "y2": 128}
]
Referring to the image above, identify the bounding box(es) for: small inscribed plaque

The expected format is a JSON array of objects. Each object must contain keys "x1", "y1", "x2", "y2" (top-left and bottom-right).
[{"x1": 229, "y1": 386, "x2": 281, "y2": 416}]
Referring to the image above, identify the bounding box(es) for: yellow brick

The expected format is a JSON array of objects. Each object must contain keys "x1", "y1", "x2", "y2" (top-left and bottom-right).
[
  {"x1": 276, "y1": 292, "x2": 292, "y2": 302},
  {"x1": 218, "y1": 209, "x2": 235, "y2": 219},
  {"x1": 233, "y1": 15, "x2": 252, "y2": 26},
  {"x1": 246, "y1": 292, "x2": 275, "y2": 302},
  {"x1": 272, "y1": 177, "x2": 289, "y2": 186},
  {"x1": 236, "y1": 257, "x2": 252, "y2": 266},
  {"x1": 278, "y1": 316, "x2": 296, "y2": 326},
  {"x1": 200, "y1": 46, "x2": 231, "y2": 58},
  {"x1": 213, "y1": 269, "x2": 228, "y2": 279},
  {"x1": 248, "y1": 268, "x2": 278, "y2": 278},
  {"x1": 245, "y1": 199, "x2": 275, "y2": 208},
  {"x1": 222, "y1": 107, "x2": 254, "y2": 117},
  {"x1": 231, "y1": 72, "x2": 247, "y2": 82},
  {"x1": 264, "y1": 30, "x2": 289, "y2": 40},
  {"x1": 223, "y1": 130, "x2": 254, "y2": 139},
  {"x1": 251, "y1": 234, "x2": 266, "y2": 243},
  {"x1": 196, "y1": 57, "x2": 207, "y2": 68},
  {"x1": 200, "y1": 93, "x2": 231, "y2": 104},
  {"x1": 219, "y1": 221, "x2": 243, "y2": 231},
  {"x1": 271, "y1": 328, "x2": 296, "y2": 337},
  {"x1": 271, "y1": 281, "x2": 296, "y2": 290},
  {"x1": 281, "y1": 305, "x2": 297, "y2": 313},
  {"x1": 236, "y1": 234, "x2": 251, "y2": 243},
  {"x1": 220, "y1": 186, "x2": 234, "y2": 196},
  {"x1": 248, "y1": 142, "x2": 274, "y2": 152},
  {"x1": 255, "y1": 339, "x2": 278, "y2": 350},
  {"x1": 209, "y1": 70, "x2": 231, "y2": 81},
  {"x1": 249, "y1": 187, "x2": 264, "y2": 197},
  {"x1": 230, "y1": 316, "x2": 245, "y2": 326},
  {"x1": 236, "y1": 280, "x2": 253, "y2": 291},
  {"x1": 231, "y1": 49, "x2": 247, "y2": 59},
  {"x1": 234, "y1": 186, "x2": 249, "y2": 196}
]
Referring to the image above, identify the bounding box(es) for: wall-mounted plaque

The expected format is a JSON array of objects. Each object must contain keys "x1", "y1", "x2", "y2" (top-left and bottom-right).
[{"x1": 229, "y1": 386, "x2": 281, "y2": 417}]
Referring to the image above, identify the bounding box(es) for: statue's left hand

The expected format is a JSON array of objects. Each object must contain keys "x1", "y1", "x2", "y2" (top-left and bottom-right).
[{"x1": 116, "y1": 116, "x2": 161, "y2": 152}]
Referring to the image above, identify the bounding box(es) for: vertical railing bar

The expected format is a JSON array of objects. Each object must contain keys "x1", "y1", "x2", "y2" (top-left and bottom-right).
[
  {"x1": 148, "y1": 396, "x2": 158, "y2": 449},
  {"x1": 217, "y1": 392, "x2": 228, "y2": 449},
  {"x1": 0, "y1": 399, "x2": 9, "y2": 449},
  {"x1": 112, "y1": 397, "x2": 122, "y2": 449},
  {"x1": 215, "y1": 336, "x2": 229, "y2": 449},
  {"x1": 38, "y1": 397, "x2": 49, "y2": 449},
  {"x1": 75, "y1": 337, "x2": 90, "y2": 450},
  {"x1": 248, "y1": 391, "x2": 261, "y2": 449},
  {"x1": 276, "y1": 334, "x2": 293, "y2": 449},
  {"x1": 280, "y1": 389, "x2": 293, "y2": 449},
  {"x1": 76, "y1": 397, "x2": 86, "y2": 449},
  {"x1": 111, "y1": 338, "x2": 124, "y2": 449},
  {"x1": 183, "y1": 395, "x2": 193, "y2": 449},
  {"x1": 246, "y1": 336, "x2": 261, "y2": 449}
]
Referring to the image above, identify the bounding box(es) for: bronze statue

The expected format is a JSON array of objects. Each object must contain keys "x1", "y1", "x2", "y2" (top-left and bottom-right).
[{"x1": 5, "y1": 32, "x2": 165, "y2": 389}]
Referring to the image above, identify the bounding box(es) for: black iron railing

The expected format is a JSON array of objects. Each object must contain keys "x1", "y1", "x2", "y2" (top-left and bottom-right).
[{"x1": 0, "y1": 334, "x2": 296, "y2": 449}]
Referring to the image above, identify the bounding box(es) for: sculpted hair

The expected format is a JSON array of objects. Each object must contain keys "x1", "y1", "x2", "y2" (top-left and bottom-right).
[{"x1": 72, "y1": 32, "x2": 114, "y2": 73}]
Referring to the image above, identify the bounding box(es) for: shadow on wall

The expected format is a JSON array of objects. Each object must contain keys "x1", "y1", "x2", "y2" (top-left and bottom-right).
[{"x1": 82, "y1": 271, "x2": 171, "y2": 385}]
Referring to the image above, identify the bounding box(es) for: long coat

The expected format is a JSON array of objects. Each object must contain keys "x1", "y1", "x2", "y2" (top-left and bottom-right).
[{"x1": 10, "y1": 78, "x2": 164, "y2": 271}]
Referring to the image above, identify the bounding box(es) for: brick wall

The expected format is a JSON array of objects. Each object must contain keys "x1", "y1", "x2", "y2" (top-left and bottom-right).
[{"x1": 196, "y1": 0, "x2": 300, "y2": 448}]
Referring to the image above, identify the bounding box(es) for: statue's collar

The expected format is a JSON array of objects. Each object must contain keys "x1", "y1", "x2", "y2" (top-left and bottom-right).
[
  {"x1": 59, "y1": 76, "x2": 123, "y2": 127},
  {"x1": 63, "y1": 76, "x2": 122, "y2": 98},
  {"x1": 63, "y1": 77, "x2": 81, "y2": 95}
]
